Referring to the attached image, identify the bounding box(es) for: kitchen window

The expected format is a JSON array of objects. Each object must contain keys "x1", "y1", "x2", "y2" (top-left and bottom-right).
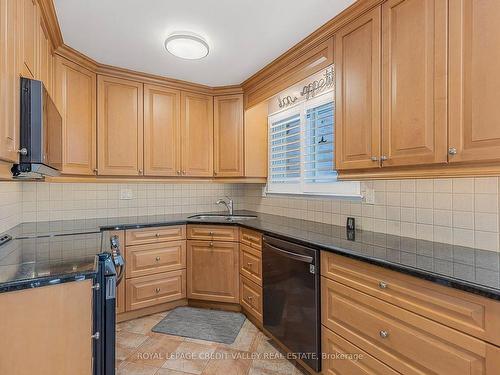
[{"x1": 267, "y1": 91, "x2": 360, "y2": 197}]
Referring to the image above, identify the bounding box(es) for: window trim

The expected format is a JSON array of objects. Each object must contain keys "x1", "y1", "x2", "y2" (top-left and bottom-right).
[{"x1": 267, "y1": 90, "x2": 361, "y2": 198}]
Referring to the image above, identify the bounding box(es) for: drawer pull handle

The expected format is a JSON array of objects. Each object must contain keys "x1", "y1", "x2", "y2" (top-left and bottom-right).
[
  {"x1": 154, "y1": 288, "x2": 161, "y2": 293},
  {"x1": 378, "y1": 281, "x2": 388, "y2": 289},
  {"x1": 379, "y1": 330, "x2": 389, "y2": 339},
  {"x1": 247, "y1": 262, "x2": 252, "y2": 268},
  {"x1": 155, "y1": 256, "x2": 161, "y2": 261}
]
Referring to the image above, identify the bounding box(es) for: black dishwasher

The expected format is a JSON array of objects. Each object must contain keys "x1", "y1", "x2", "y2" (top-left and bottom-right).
[{"x1": 262, "y1": 235, "x2": 321, "y2": 372}]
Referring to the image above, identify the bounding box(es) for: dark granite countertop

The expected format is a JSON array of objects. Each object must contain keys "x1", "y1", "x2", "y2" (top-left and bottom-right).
[
  {"x1": 0, "y1": 229, "x2": 101, "y2": 292},
  {"x1": 2, "y1": 211, "x2": 499, "y2": 300}
]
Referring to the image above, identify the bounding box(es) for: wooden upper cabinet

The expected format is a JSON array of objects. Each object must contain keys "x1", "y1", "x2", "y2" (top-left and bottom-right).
[
  {"x1": 181, "y1": 91, "x2": 213, "y2": 176},
  {"x1": 381, "y1": 0, "x2": 448, "y2": 167},
  {"x1": 449, "y1": 0, "x2": 500, "y2": 163},
  {"x1": 244, "y1": 101, "x2": 268, "y2": 178},
  {"x1": 0, "y1": 0, "x2": 20, "y2": 163},
  {"x1": 144, "y1": 85, "x2": 181, "y2": 176},
  {"x1": 214, "y1": 94, "x2": 244, "y2": 177},
  {"x1": 335, "y1": 6, "x2": 381, "y2": 170},
  {"x1": 97, "y1": 75, "x2": 144, "y2": 176},
  {"x1": 20, "y1": 0, "x2": 37, "y2": 78},
  {"x1": 54, "y1": 57, "x2": 96, "y2": 175}
]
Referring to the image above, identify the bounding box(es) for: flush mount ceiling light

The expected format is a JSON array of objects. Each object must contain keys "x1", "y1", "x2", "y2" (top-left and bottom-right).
[{"x1": 164, "y1": 32, "x2": 209, "y2": 60}]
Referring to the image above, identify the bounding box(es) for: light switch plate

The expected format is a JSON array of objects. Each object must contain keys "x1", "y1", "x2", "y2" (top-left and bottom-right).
[{"x1": 120, "y1": 189, "x2": 133, "y2": 200}]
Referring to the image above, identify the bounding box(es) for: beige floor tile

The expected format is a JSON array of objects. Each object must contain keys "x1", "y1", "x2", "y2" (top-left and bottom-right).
[
  {"x1": 162, "y1": 341, "x2": 215, "y2": 374},
  {"x1": 116, "y1": 343, "x2": 137, "y2": 366},
  {"x1": 117, "y1": 330, "x2": 150, "y2": 349},
  {"x1": 129, "y1": 335, "x2": 183, "y2": 368},
  {"x1": 156, "y1": 368, "x2": 194, "y2": 375},
  {"x1": 116, "y1": 362, "x2": 158, "y2": 375},
  {"x1": 202, "y1": 348, "x2": 252, "y2": 375},
  {"x1": 121, "y1": 316, "x2": 162, "y2": 335}
]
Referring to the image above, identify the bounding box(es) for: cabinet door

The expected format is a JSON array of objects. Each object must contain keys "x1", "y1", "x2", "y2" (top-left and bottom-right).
[
  {"x1": 97, "y1": 75, "x2": 143, "y2": 176},
  {"x1": 20, "y1": 0, "x2": 37, "y2": 78},
  {"x1": 335, "y1": 7, "x2": 381, "y2": 170},
  {"x1": 0, "y1": 0, "x2": 20, "y2": 162},
  {"x1": 54, "y1": 56, "x2": 96, "y2": 175},
  {"x1": 181, "y1": 91, "x2": 213, "y2": 176},
  {"x1": 381, "y1": 0, "x2": 447, "y2": 167},
  {"x1": 144, "y1": 84, "x2": 181, "y2": 176},
  {"x1": 187, "y1": 240, "x2": 239, "y2": 303},
  {"x1": 449, "y1": 0, "x2": 500, "y2": 163},
  {"x1": 214, "y1": 94, "x2": 244, "y2": 177}
]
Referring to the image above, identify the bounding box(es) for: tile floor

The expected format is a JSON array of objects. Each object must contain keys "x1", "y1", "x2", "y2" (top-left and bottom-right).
[{"x1": 116, "y1": 311, "x2": 307, "y2": 375}]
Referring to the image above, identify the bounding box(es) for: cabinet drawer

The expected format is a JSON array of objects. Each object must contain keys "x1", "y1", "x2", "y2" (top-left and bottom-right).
[
  {"x1": 126, "y1": 241, "x2": 186, "y2": 278},
  {"x1": 321, "y1": 252, "x2": 500, "y2": 346},
  {"x1": 240, "y1": 228, "x2": 262, "y2": 250},
  {"x1": 126, "y1": 225, "x2": 185, "y2": 245},
  {"x1": 322, "y1": 326, "x2": 399, "y2": 375},
  {"x1": 240, "y1": 275, "x2": 262, "y2": 322},
  {"x1": 239, "y1": 243, "x2": 262, "y2": 286},
  {"x1": 126, "y1": 270, "x2": 186, "y2": 311},
  {"x1": 187, "y1": 225, "x2": 239, "y2": 241},
  {"x1": 322, "y1": 277, "x2": 500, "y2": 375}
]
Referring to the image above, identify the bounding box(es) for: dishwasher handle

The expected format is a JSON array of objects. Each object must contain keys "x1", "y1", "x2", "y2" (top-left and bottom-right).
[{"x1": 265, "y1": 243, "x2": 314, "y2": 263}]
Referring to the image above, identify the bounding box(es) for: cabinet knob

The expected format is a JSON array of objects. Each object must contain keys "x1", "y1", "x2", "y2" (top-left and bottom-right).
[
  {"x1": 154, "y1": 288, "x2": 161, "y2": 293},
  {"x1": 209, "y1": 241, "x2": 214, "y2": 247},
  {"x1": 182, "y1": 170, "x2": 186, "y2": 175},
  {"x1": 247, "y1": 262, "x2": 252, "y2": 268},
  {"x1": 209, "y1": 231, "x2": 214, "y2": 236},
  {"x1": 155, "y1": 256, "x2": 161, "y2": 261},
  {"x1": 93, "y1": 168, "x2": 98, "y2": 175},
  {"x1": 379, "y1": 330, "x2": 389, "y2": 339},
  {"x1": 380, "y1": 156, "x2": 388, "y2": 161},
  {"x1": 247, "y1": 296, "x2": 253, "y2": 301},
  {"x1": 155, "y1": 233, "x2": 160, "y2": 238},
  {"x1": 138, "y1": 169, "x2": 143, "y2": 175},
  {"x1": 177, "y1": 170, "x2": 181, "y2": 175},
  {"x1": 378, "y1": 281, "x2": 388, "y2": 289},
  {"x1": 371, "y1": 156, "x2": 378, "y2": 162},
  {"x1": 448, "y1": 147, "x2": 457, "y2": 155},
  {"x1": 214, "y1": 171, "x2": 217, "y2": 176}
]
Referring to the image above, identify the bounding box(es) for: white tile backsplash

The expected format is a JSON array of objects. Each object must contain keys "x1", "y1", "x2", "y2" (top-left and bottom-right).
[
  {"x1": 242, "y1": 177, "x2": 500, "y2": 252},
  {"x1": 0, "y1": 176, "x2": 499, "y2": 252}
]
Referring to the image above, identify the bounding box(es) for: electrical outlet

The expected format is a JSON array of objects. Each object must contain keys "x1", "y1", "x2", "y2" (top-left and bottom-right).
[
  {"x1": 120, "y1": 189, "x2": 133, "y2": 200},
  {"x1": 364, "y1": 188, "x2": 375, "y2": 204}
]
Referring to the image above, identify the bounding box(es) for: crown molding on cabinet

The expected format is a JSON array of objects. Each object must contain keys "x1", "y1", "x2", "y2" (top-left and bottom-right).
[
  {"x1": 38, "y1": 0, "x2": 64, "y2": 49},
  {"x1": 45, "y1": 176, "x2": 266, "y2": 184}
]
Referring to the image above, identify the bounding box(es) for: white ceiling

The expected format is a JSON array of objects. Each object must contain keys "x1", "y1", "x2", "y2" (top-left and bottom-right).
[{"x1": 54, "y1": 0, "x2": 355, "y2": 86}]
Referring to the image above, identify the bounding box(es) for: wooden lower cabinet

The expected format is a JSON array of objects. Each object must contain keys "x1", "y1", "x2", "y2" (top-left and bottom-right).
[
  {"x1": 187, "y1": 225, "x2": 239, "y2": 242},
  {"x1": 116, "y1": 277, "x2": 126, "y2": 314},
  {"x1": 126, "y1": 240, "x2": 186, "y2": 278},
  {"x1": 0, "y1": 280, "x2": 93, "y2": 375},
  {"x1": 126, "y1": 269, "x2": 186, "y2": 311},
  {"x1": 321, "y1": 252, "x2": 500, "y2": 346},
  {"x1": 126, "y1": 225, "x2": 186, "y2": 246},
  {"x1": 187, "y1": 240, "x2": 239, "y2": 303},
  {"x1": 322, "y1": 326, "x2": 399, "y2": 375},
  {"x1": 239, "y1": 243, "x2": 262, "y2": 286},
  {"x1": 321, "y1": 276, "x2": 500, "y2": 375},
  {"x1": 240, "y1": 275, "x2": 262, "y2": 322}
]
